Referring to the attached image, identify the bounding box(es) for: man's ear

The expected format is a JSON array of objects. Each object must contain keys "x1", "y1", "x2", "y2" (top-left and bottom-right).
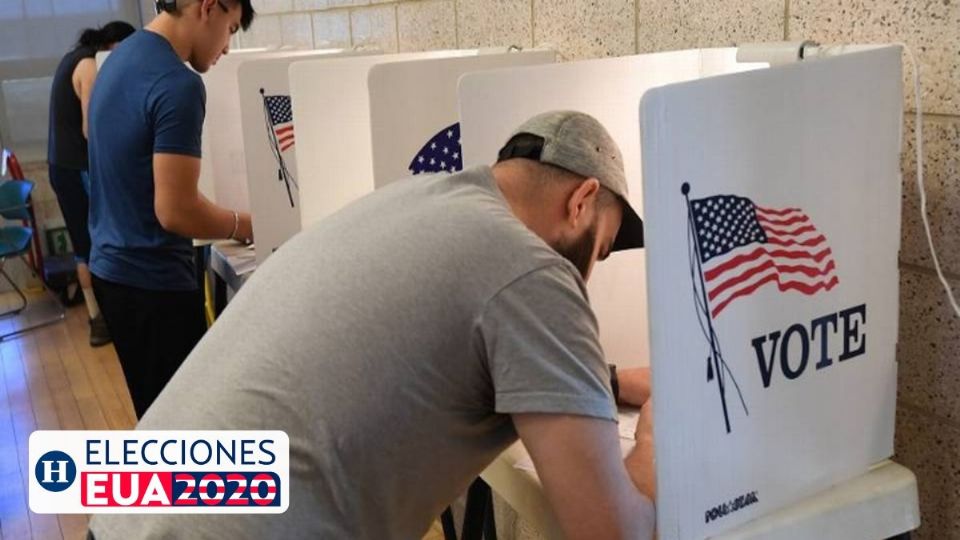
[
  {"x1": 197, "y1": 0, "x2": 216, "y2": 21},
  {"x1": 564, "y1": 177, "x2": 600, "y2": 229}
]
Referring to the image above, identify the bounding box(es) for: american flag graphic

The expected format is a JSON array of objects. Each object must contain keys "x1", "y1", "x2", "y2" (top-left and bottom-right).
[
  {"x1": 264, "y1": 95, "x2": 295, "y2": 152},
  {"x1": 691, "y1": 194, "x2": 839, "y2": 318},
  {"x1": 409, "y1": 122, "x2": 463, "y2": 175},
  {"x1": 260, "y1": 89, "x2": 298, "y2": 208}
]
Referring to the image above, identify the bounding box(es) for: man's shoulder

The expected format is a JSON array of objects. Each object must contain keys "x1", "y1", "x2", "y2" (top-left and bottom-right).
[
  {"x1": 145, "y1": 66, "x2": 205, "y2": 113},
  {"x1": 154, "y1": 66, "x2": 203, "y2": 92},
  {"x1": 106, "y1": 32, "x2": 201, "y2": 91}
]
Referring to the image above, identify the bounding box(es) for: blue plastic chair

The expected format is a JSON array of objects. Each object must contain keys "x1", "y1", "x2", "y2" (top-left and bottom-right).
[{"x1": 0, "y1": 179, "x2": 64, "y2": 337}]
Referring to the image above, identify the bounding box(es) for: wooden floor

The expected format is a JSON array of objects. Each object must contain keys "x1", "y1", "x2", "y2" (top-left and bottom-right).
[
  {"x1": 0, "y1": 294, "x2": 136, "y2": 540},
  {"x1": 0, "y1": 295, "x2": 448, "y2": 540}
]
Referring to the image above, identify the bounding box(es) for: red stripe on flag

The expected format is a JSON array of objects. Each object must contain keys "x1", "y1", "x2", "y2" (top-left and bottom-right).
[
  {"x1": 704, "y1": 246, "x2": 834, "y2": 282},
  {"x1": 711, "y1": 274, "x2": 839, "y2": 317},
  {"x1": 756, "y1": 206, "x2": 802, "y2": 217},
  {"x1": 762, "y1": 223, "x2": 817, "y2": 237},
  {"x1": 708, "y1": 258, "x2": 837, "y2": 302},
  {"x1": 757, "y1": 213, "x2": 810, "y2": 227},
  {"x1": 275, "y1": 125, "x2": 294, "y2": 136},
  {"x1": 764, "y1": 234, "x2": 827, "y2": 248}
]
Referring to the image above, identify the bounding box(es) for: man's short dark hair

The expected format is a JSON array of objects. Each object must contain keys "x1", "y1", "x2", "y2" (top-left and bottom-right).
[{"x1": 227, "y1": 0, "x2": 256, "y2": 31}]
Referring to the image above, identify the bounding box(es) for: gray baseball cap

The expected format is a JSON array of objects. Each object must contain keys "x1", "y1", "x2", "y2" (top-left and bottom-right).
[{"x1": 497, "y1": 110, "x2": 644, "y2": 251}]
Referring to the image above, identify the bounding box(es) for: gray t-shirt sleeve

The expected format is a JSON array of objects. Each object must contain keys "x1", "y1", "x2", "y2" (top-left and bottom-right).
[{"x1": 479, "y1": 263, "x2": 617, "y2": 422}]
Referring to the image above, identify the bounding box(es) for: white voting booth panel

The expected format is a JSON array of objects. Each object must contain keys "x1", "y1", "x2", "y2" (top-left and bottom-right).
[
  {"x1": 202, "y1": 49, "x2": 338, "y2": 214},
  {"x1": 458, "y1": 49, "x2": 762, "y2": 368},
  {"x1": 291, "y1": 51, "x2": 472, "y2": 229},
  {"x1": 237, "y1": 50, "x2": 363, "y2": 266},
  {"x1": 641, "y1": 47, "x2": 901, "y2": 539},
  {"x1": 368, "y1": 50, "x2": 555, "y2": 190},
  {"x1": 197, "y1": 49, "x2": 274, "y2": 206},
  {"x1": 95, "y1": 50, "x2": 109, "y2": 69},
  {"x1": 290, "y1": 50, "x2": 555, "y2": 230}
]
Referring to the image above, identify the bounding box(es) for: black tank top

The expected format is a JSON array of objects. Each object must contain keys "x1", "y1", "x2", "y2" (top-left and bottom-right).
[{"x1": 48, "y1": 46, "x2": 97, "y2": 170}]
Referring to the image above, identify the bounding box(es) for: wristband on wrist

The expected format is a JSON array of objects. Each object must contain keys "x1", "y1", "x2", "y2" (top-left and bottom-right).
[
  {"x1": 609, "y1": 363, "x2": 619, "y2": 404},
  {"x1": 229, "y1": 210, "x2": 239, "y2": 240}
]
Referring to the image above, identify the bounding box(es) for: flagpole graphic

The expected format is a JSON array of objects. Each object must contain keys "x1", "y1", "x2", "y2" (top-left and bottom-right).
[
  {"x1": 260, "y1": 89, "x2": 298, "y2": 208},
  {"x1": 683, "y1": 182, "x2": 746, "y2": 434}
]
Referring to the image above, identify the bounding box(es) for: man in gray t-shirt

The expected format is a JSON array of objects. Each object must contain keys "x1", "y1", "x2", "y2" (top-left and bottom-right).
[{"x1": 91, "y1": 111, "x2": 655, "y2": 539}]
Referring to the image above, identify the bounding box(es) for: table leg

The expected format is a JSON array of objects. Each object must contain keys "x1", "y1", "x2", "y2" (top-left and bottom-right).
[
  {"x1": 462, "y1": 478, "x2": 497, "y2": 540},
  {"x1": 441, "y1": 507, "x2": 457, "y2": 540}
]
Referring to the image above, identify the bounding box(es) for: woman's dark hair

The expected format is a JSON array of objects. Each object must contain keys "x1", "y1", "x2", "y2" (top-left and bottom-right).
[{"x1": 76, "y1": 21, "x2": 137, "y2": 51}]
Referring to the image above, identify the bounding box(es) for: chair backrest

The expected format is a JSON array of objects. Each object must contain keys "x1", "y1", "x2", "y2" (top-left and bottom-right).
[
  {"x1": 0, "y1": 179, "x2": 34, "y2": 221},
  {"x1": 0, "y1": 225, "x2": 33, "y2": 257}
]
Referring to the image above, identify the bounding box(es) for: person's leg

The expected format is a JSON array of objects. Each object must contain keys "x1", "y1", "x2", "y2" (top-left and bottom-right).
[
  {"x1": 76, "y1": 263, "x2": 96, "y2": 308},
  {"x1": 77, "y1": 170, "x2": 110, "y2": 345},
  {"x1": 92, "y1": 275, "x2": 206, "y2": 419},
  {"x1": 48, "y1": 165, "x2": 109, "y2": 345},
  {"x1": 138, "y1": 288, "x2": 207, "y2": 414},
  {"x1": 91, "y1": 274, "x2": 152, "y2": 417}
]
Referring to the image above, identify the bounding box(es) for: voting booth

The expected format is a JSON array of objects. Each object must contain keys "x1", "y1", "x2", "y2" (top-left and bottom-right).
[
  {"x1": 202, "y1": 49, "x2": 357, "y2": 215},
  {"x1": 288, "y1": 49, "x2": 556, "y2": 238},
  {"x1": 201, "y1": 50, "x2": 283, "y2": 212},
  {"x1": 236, "y1": 50, "x2": 367, "y2": 265},
  {"x1": 459, "y1": 45, "x2": 912, "y2": 539}
]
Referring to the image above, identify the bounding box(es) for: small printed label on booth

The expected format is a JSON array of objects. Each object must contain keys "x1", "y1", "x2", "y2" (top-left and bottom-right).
[
  {"x1": 29, "y1": 431, "x2": 289, "y2": 514},
  {"x1": 705, "y1": 490, "x2": 760, "y2": 524}
]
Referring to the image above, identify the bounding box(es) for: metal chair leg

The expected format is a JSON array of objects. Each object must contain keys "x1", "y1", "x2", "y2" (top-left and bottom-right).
[
  {"x1": 0, "y1": 265, "x2": 27, "y2": 317},
  {"x1": 0, "y1": 257, "x2": 64, "y2": 341},
  {"x1": 483, "y1": 484, "x2": 497, "y2": 540}
]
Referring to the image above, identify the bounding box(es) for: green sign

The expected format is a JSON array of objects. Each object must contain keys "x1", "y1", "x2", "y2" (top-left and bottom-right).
[{"x1": 45, "y1": 227, "x2": 72, "y2": 256}]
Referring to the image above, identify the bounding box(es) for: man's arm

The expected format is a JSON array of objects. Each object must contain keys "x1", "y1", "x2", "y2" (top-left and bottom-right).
[
  {"x1": 513, "y1": 412, "x2": 655, "y2": 540},
  {"x1": 617, "y1": 366, "x2": 651, "y2": 407},
  {"x1": 627, "y1": 401, "x2": 656, "y2": 501},
  {"x1": 153, "y1": 153, "x2": 253, "y2": 241},
  {"x1": 73, "y1": 58, "x2": 97, "y2": 139}
]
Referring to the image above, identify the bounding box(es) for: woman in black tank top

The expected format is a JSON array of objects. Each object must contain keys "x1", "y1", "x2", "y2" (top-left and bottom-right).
[{"x1": 47, "y1": 21, "x2": 135, "y2": 347}]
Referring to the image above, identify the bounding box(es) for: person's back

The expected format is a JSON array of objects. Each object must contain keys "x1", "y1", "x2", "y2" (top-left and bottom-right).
[
  {"x1": 87, "y1": 30, "x2": 204, "y2": 292},
  {"x1": 90, "y1": 166, "x2": 615, "y2": 539},
  {"x1": 47, "y1": 21, "x2": 135, "y2": 347},
  {"x1": 48, "y1": 45, "x2": 96, "y2": 171}
]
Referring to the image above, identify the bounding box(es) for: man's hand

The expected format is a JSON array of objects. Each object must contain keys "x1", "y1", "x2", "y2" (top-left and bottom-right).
[
  {"x1": 626, "y1": 401, "x2": 656, "y2": 501},
  {"x1": 231, "y1": 211, "x2": 254, "y2": 243},
  {"x1": 618, "y1": 366, "x2": 651, "y2": 407}
]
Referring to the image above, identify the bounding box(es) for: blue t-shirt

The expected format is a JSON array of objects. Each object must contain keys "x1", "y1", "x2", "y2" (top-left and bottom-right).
[{"x1": 88, "y1": 30, "x2": 204, "y2": 291}]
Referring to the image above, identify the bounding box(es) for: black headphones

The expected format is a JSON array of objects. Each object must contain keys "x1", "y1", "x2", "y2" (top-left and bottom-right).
[{"x1": 155, "y1": 0, "x2": 177, "y2": 14}]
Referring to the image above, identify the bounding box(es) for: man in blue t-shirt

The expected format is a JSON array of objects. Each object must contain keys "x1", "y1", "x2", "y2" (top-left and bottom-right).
[{"x1": 87, "y1": 0, "x2": 255, "y2": 418}]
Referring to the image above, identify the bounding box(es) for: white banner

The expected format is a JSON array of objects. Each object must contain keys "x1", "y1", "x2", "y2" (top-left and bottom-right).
[{"x1": 29, "y1": 431, "x2": 290, "y2": 514}]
